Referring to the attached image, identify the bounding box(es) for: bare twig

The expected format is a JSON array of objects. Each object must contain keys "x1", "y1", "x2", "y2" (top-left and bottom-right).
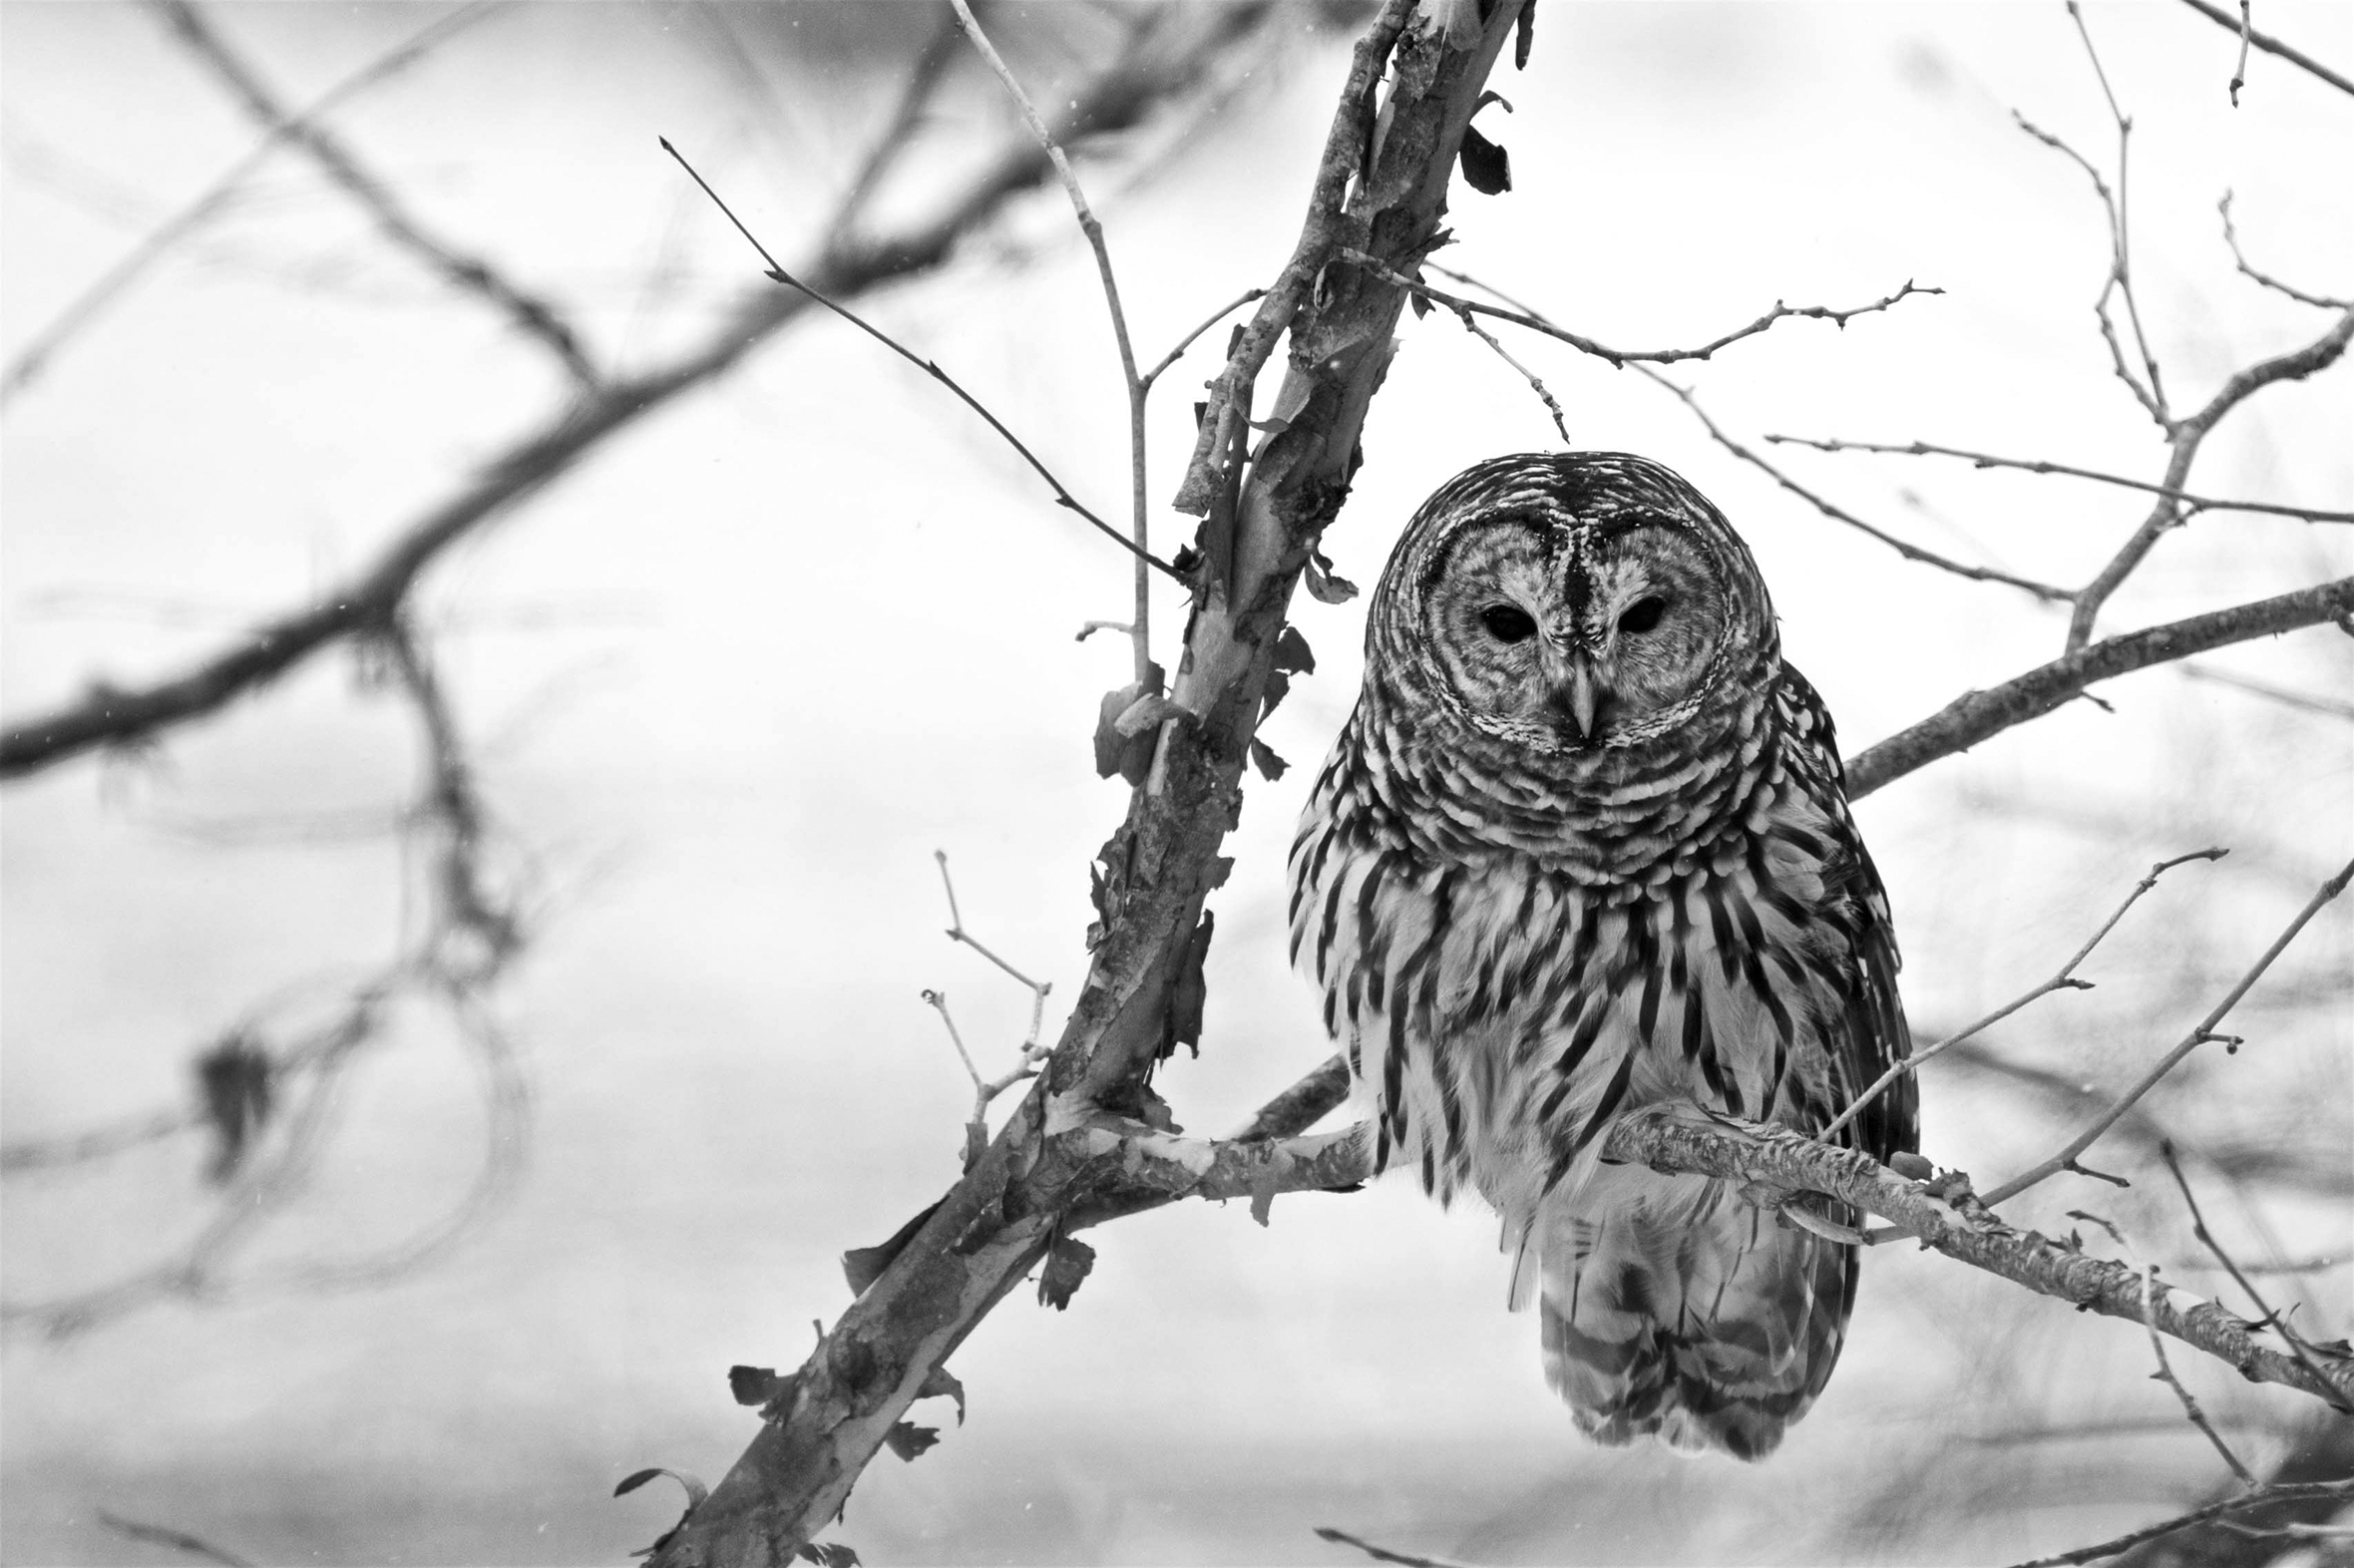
[
  {"x1": 1313, "y1": 1525, "x2": 1473, "y2": 1568},
  {"x1": 1357, "y1": 252, "x2": 1939, "y2": 367},
  {"x1": 1634, "y1": 368, "x2": 2078, "y2": 602},
  {"x1": 2066, "y1": 305, "x2": 2354, "y2": 650},
  {"x1": 2160, "y1": 1143, "x2": 2345, "y2": 1402},
  {"x1": 2228, "y1": 0, "x2": 2252, "y2": 104},
  {"x1": 152, "y1": 0, "x2": 597, "y2": 387},
  {"x1": 96, "y1": 1511, "x2": 255, "y2": 1568},
  {"x1": 1820, "y1": 848, "x2": 2225, "y2": 1142},
  {"x1": 2137, "y1": 1260, "x2": 2260, "y2": 1485},
  {"x1": 1981, "y1": 855, "x2": 2354, "y2": 1210},
  {"x1": 0, "y1": 2, "x2": 502, "y2": 405},
  {"x1": 662, "y1": 137, "x2": 1181, "y2": 585},
  {"x1": 1, "y1": 1109, "x2": 189, "y2": 1175},
  {"x1": 951, "y1": 0, "x2": 1154, "y2": 682},
  {"x1": 1140, "y1": 287, "x2": 1268, "y2": 391},
  {"x1": 2177, "y1": 659, "x2": 2354, "y2": 720},
  {"x1": 1845, "y1": 576, "x2": 2354, "y2": 798},
  {"x1": 1442, "y1": 300, "x2": 1570, "y2": 442},
  {"x1": 2001, "y1": 1479, "x2": 2354, "y2": 1567},
  {"x1": 2174, "y1": 0, "x2": 2354, "y2": 100},
  {"x1": 2217, "y1": 193, "x2": 2351, "y2": 310},
  {"x1": 1759, "y1": 434, "x2": 2354, "y2": 524}
]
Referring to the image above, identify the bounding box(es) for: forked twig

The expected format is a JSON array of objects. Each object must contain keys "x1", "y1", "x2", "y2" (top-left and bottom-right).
[
  {"x1": 1982, "y1": 855, "x2": 2354, "y2": 1208},
  {"x1": 952, "y1": 0, "x2": 1154, "y2": 682},
  {"x1": 926, "y1": 852, "x2": 1053, "y2": 1169},
  {"x1": 2160, "y1": 1143, "x2": 2347, "y2": 1408},
  {"x1": 2216, "y1": 193, "x2": 2350, "y2": 310},
  {"x1": 1822, "y1": 849, "x2": 2225, "y2": 1142},
  {"x1": 2065, "y1": 1209, "x2": 2257, "y2": 1483}
]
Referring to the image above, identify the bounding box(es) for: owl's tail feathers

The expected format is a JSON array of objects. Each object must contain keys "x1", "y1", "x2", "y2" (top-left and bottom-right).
[{"x1": 1535, "y1": 1161, "x2": 1859, "y2": 1462}]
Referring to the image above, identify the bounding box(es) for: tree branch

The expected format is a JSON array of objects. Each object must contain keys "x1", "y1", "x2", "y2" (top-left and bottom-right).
[
  {"x1": 2173, "y1": 0, "x2": 2354, "y2": 100},
  {"x1": 1845, "y1": 576, "x2": 2354, "y2": 800},
  {"x1": 151, "y1": 0, "x2": 599, "y2": 387},
  {"x1": 642, "y1": 5, "x2": 1531, "y2": 1558}
]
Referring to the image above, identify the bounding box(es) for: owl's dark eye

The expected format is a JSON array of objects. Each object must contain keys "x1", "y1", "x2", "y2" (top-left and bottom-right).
[
  {"x1": 1479, "y1": 604, "x2": 1537, "y2": 643},
  {"x1": 1618, "y1": 596, "x2": 1667, "y2": 634}
]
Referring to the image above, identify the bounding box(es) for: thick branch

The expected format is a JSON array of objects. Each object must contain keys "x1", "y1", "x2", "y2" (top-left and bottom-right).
[
  {"x1": 1846, "y1": 576, "x2": 2354, "y2": 800},
  {"x1": 644, "y1": 6, "x2": 1529, "y2": 1560}
]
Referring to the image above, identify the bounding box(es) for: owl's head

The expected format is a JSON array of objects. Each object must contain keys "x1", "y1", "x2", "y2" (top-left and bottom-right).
[{"x1": 1367, "y1": 452, "x2": 1776, "y2": 756}]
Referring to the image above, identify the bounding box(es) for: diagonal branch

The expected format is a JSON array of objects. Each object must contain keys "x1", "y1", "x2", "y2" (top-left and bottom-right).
[
  {"x1": 1845, "y1": 576, "x2": 2354, "y2": 800},
  {"x1": 151, "y1": 0, "x2": 600, "y2": 387},
  {"x1": 641, "y1": 5, "x2": 1530, "y2": 1558}
]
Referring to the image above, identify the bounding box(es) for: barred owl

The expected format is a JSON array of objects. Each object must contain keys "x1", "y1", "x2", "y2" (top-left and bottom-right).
[{"x1": 1289, "y1": 452, "x2": 1916, "y2": 1459}]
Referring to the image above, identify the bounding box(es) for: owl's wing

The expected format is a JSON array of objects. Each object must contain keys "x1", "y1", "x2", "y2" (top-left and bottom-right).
[{"x1": 1780, "y1": 666, "x2": 1920, "y2": 1165}]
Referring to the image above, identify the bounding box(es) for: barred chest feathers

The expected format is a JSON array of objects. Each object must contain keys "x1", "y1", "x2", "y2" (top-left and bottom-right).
[{"x1": 1290, "y1": 672, "x2": 1875, "y2": 1218}]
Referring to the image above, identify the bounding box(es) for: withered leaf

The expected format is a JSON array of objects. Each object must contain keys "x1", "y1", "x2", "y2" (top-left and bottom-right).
[
  {"x1": 884, "y1": 1422, "x2": 940, "y2": 1462},
  {"x1": 1304, "y1": 549, "x2": 1359, "y2": 604},
  {"x1": 843, "y1": 1198, "x2": 945, "y2": 1295},
  {"x1": 1273, "y1": 624, "x2": 1316, "y2": 676},
  {"x1": 1166, "y1": 911, "x2": 1215, "y2": 1058},
  {"x1": 728, "y1": 1365, "x2": 781, "y2": 1407},
  {"x1": 1249, "y1": 739, "x2": 1290, "y2": 782},
  {"x1": 197, "y1": 1031, "x2": 275, "y2": 1184},
  {"x1": 796, "y1": 1543, "x2": 862, "y2": 1568},
  {"x1": 614, "y1": 1467, "x2": 709, "y2": 1508},
  {"x1": 1038, "y1": 1235, "x2": 1096, "y2": 1311},
  {"x1": 1459, "y1": 125, "x2": 1511, "y2": 195},
  {"x1": 917, "y1": 1365, "x2": 967, "y2": 1426}
]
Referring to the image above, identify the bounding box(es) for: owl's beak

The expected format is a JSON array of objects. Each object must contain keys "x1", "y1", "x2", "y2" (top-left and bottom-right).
[{"x1": 1551, "y1": 657, "x2": 1607, "y2": 741}]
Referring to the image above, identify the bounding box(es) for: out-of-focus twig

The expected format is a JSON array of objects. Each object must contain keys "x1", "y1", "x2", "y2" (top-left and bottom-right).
[
  {"x1": 1981, "y1": 855, "x2": 2354, "y2": 1214},
  {"x1": 1822, "y1": 848, "x2": 2225, "y2": 1141},
  {"x1": 2002, "y1": 1479, "x2": 2354, "y2": 1567},
  {"x1": 1313, "y1": 1525, "x2": 1473, "y2": 1568},
  {"x1": 151, "y1": 0, "x2": 599, "y2": 387},
  {"x1": 2160, "y1": 1143, "x2": 2345, "y2": 1404},
  {"x1": 1760, "y1": 435, "x2": 2354, "y2": 524},
  {"x1": 95, "y1": 1511, "x2": 255, "y2": 1568},
  {"x1": 0, "y1": 1, "x2": 503, "y2": 405}
]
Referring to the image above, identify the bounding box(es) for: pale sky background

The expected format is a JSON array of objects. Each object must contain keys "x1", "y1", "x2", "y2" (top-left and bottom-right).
[{"x1": 3, "y1": 3, "x2": 2350, "y2": 1564}]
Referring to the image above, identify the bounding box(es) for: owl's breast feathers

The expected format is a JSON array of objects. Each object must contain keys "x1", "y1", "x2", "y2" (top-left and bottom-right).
[{"x1": 1288, "y1": 663, "x2": 1916, "y2": 1213}]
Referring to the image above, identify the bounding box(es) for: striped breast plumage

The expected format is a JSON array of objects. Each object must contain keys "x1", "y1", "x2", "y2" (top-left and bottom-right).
[{"x1": 1288, "y1": 452, "x2": 1916, "y2": 1459}]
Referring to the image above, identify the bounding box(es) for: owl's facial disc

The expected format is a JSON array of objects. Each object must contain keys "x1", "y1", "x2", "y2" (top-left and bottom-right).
[{"x1": 1421, "y1": 517, "x2": 1729, "y2": 751}]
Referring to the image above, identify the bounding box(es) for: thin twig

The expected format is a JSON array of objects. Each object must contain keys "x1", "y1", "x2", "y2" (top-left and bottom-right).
[
  {"x1": 2216, "y1": 193, "x2": 2351, "y2": 310},
  {"x1": 96, "y1": 1511, "x2": 255, "y2": 1568},
  {"x1": 662, "y1": 137, "x2": 1180, "y2": 584},
  {"x1": 1820, "y1": 849, "x2": 2225, "y2": 1142},
  {"x1": 1981, "y1": 855, "x2": 2354, "y2": 1208},
  {"x1": 934, "y1": 851, "x2": 1050, "y2": 1002},
  {"x1": 2160, "y1": 1143, "x2": 2346, "y2": 1404},
  {"x1": 1635, "y1": 368, "x2": 2077, "y2": 602},
  {"x1": 2001, "y1": 1480, "x2": 2354, "y2": 1567},
  {"x1": 1443, "y1": 301, "x2": 1569, "y2": 442},
  {"x1": 2228, "y1": 0, "x2": 2252, "y2": 105},
  {"x1": 2011, "y1": 109, "x2": 2166, "y2": 430},
  {"x1": 152, "y1": 0, "x2": 597, "y2": 386},
  {"x1": 1759, "y1": 435, "x2": 2354, "y2": 524},
  {"x1": 1139, "y1": 287, "x2": 1268, "y2": 391},
  {"x1": 2066, "y1": 305, "x2": 2354, "y2": 651},
  {"x1": 0, "y1": 2, "x2": 503, "y2": 405},
  {"x1": 2177, "y1": 659, "x2": 2354, "y2": 720},
  {"x1": 951, "y1": 0, "x2": 1153, "y2": 682},
  {"x1": 2139, "y1": 1260, "x2": 2261, "y2": 1484},
  {"x1": 2174, "y1": 0, "x2": 2354, "y2": 100},
  {"x1": 1353, "y1": 251, "x2": 1940, "y2": 367},
  {"x1": 1313, "y1": 1525, "x2": 1473, "y2": 1568}
]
